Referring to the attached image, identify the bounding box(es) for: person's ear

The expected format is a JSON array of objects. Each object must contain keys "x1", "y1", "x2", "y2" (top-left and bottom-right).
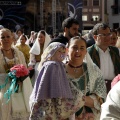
[
  {"x1": 93, "y1": 35, "x2": 97, "y2": 41},
  {"x1": 65, "y1": 47, "x2": 68, "y2": 55},
  {"x1": 117, "y1": 36, "x2": 118, "y2": 40},
  {"x1": 64, "y1": 27, "x2": 68, "y2": 32}
]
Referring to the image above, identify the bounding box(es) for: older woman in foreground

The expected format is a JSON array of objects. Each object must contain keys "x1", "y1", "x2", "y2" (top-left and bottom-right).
[{"x1": 0, "y1": 28, "x2": 32, "y2": 120}]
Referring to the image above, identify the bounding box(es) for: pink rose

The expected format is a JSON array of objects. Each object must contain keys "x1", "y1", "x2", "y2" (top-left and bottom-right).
[
  {"x1": 111, "y1": 74, "x2": 120, "y2": 88},
  {"x1": 10, "y1": 64, "x2": 29, "y2": 77}
]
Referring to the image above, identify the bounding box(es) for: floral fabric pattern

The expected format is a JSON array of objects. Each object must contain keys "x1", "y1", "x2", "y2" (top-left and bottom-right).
[{"x1": 30, "y1": 81, "x2": 84, "y2": 120}]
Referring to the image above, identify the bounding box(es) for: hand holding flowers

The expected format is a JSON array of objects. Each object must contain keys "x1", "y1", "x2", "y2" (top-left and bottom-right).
[{"x1": 4, "y1": 64, "x2": 29, "y2": 102}]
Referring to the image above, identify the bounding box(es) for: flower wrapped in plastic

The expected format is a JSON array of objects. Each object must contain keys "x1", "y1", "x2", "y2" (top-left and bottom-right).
[{"x1": 4, "y1": 64, "x2": 29, "y2": 102}]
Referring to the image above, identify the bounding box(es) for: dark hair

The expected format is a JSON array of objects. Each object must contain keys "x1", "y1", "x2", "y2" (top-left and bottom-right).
[
  {"x1": 0, "y1": 28, "x2": 12, "y2": 33},
  {"x1": 92, "y1": 23, "x2": 110, "y2": 35},
  {"x1": 54, "y1": 33, "x2": 59, "y2": 37},
  {"x1": 67, "y1": 36, "x2": 87, "y2": 48},
  {"x1": 20, "y1": 34, "x2": 27, "y2": 41},
  {"x1": 37, "y1": 30, "x2": 45, "y2": 39},
  {"x1": 87, "y1": 30, "x2": 93, "y2": 40},
  {"x1": 40, "y1": 30, "x2": 45, "y2": 36},
  {"x1": 116, "y1": 27, "x2": 120, "y2": 35},
  {"x1": 110, "y1": 28, "x2": 117, "y2": 35},
  {"x1": 16, "y1": 28, "x2": 24, "y2": 34},
  {"x1": 62, "y1": 17, "x2": 79, "y2": 30}
]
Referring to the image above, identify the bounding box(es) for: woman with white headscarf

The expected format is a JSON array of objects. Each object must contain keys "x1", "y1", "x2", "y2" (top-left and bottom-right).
[{"x1": 28, "y1": 30, "x2": 51, "y2": 86}]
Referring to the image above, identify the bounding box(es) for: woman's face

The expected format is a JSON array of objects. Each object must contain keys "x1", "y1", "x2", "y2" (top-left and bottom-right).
[
  {"x1": 20, "y1": 36, "x2": 26, "y2": 45},
  {"x1": 17, "y1": 30, "x2": 23, "y2": 37},
  {"x1": 51, "y1": 47, "x2": 66, "y2": 62},
  {"x1": 68, "y1": 39, "x2": 87, "y2": 62},
  {"x1": 0, "y1": 30, "x2": 13, "y2": 48},
  {"x1": 38, "y1": 32, "x2": 45, "y2": 44}
]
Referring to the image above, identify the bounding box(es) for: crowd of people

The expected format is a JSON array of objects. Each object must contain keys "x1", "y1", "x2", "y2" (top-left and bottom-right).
[{"x1": 0, "y1": 17, "x2": 120, "y2": 120}]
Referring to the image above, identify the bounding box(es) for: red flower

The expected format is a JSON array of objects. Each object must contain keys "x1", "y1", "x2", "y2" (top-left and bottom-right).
[{"x1": 10, "y1": 64, "x2": 29, "y2": 77}]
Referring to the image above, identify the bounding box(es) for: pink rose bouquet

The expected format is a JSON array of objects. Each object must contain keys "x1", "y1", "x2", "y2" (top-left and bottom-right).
[
  {"x1": 111, "y1": 74, "x2": 120, "y2": 88},
  {"x1": 9, "y1": 64, "x2": 29, "y2": 87},
  {"x1": 4, "y1": 64, "x2": 29, "y2": 102},
  {"x1": 10, "y1": 64, "x2": 29, "y2": 78}
]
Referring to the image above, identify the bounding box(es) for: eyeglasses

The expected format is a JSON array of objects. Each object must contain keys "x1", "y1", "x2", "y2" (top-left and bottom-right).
[{"x1": 97, "y1": 33, "x2": 112, "y2": 38}]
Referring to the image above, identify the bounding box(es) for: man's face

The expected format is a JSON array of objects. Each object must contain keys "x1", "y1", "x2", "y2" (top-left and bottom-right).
[
  {"x1": 94, "y1": 27, "x2": 111, "y2": 50},
  {"x1": 66, "y1": 23, "x2": 79, "y2": 39},
  {"x1": 110, "y1": 32, "x2": 118, "y2": 46}
]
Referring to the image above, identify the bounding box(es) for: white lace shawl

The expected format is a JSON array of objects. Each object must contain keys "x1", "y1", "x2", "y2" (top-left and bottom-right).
[{"x1": 85, "y1": 52, "x2": 107, "y2": 99}]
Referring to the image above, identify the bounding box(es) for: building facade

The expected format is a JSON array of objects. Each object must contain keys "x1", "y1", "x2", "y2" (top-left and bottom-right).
[
  {"x1": 26, "y1": 0, "x2": 82, "y2": 34},
  {"x1": 1, "y1": 0, "x2": 119, "y2": 35},
  {"x1": 25, "y1": 0, "x2": 69, "y2": 34},
  {"x1": 82, "y1": 0, "x2": 108, "y2": 34},
  {"x1": 107, "y1": 0, "x2": 120, "y2": 29}
]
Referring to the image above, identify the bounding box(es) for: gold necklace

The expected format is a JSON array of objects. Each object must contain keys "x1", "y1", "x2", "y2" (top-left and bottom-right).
[
  {"x1": 2, "y1": 48, "x2": 11, "y2": 54},
  {"x1": 1, "y1": 49, "x2": 16, "y2": 72}
]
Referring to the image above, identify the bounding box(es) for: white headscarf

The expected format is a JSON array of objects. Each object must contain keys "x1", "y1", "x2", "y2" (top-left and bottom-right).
[
  {"x1": 16, "y1": 34, "x2": 28, "y2": 46},
  {"x1": 29, "y1": 30, "x2": 51, "y2": 55}
]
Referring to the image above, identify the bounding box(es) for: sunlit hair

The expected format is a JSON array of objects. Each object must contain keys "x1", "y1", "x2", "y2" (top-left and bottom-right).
[
  {"x1": 67, "y1": 36, "x2": 87, "y2": 48},
  {"x1": 0, "y1": 28, "x2": 14, "y2": 47},
  {"x1": 0, "y1": 28, "x2": 12, "y2": 35},
  {"x1": 38, "y1": 42, "x2": 65, "y2": 69}
]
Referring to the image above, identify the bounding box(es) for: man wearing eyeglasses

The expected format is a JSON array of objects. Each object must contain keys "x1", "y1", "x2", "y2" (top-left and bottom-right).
[{"x1": 87, "y1": 23, "x2": 120, "y2": 93}]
